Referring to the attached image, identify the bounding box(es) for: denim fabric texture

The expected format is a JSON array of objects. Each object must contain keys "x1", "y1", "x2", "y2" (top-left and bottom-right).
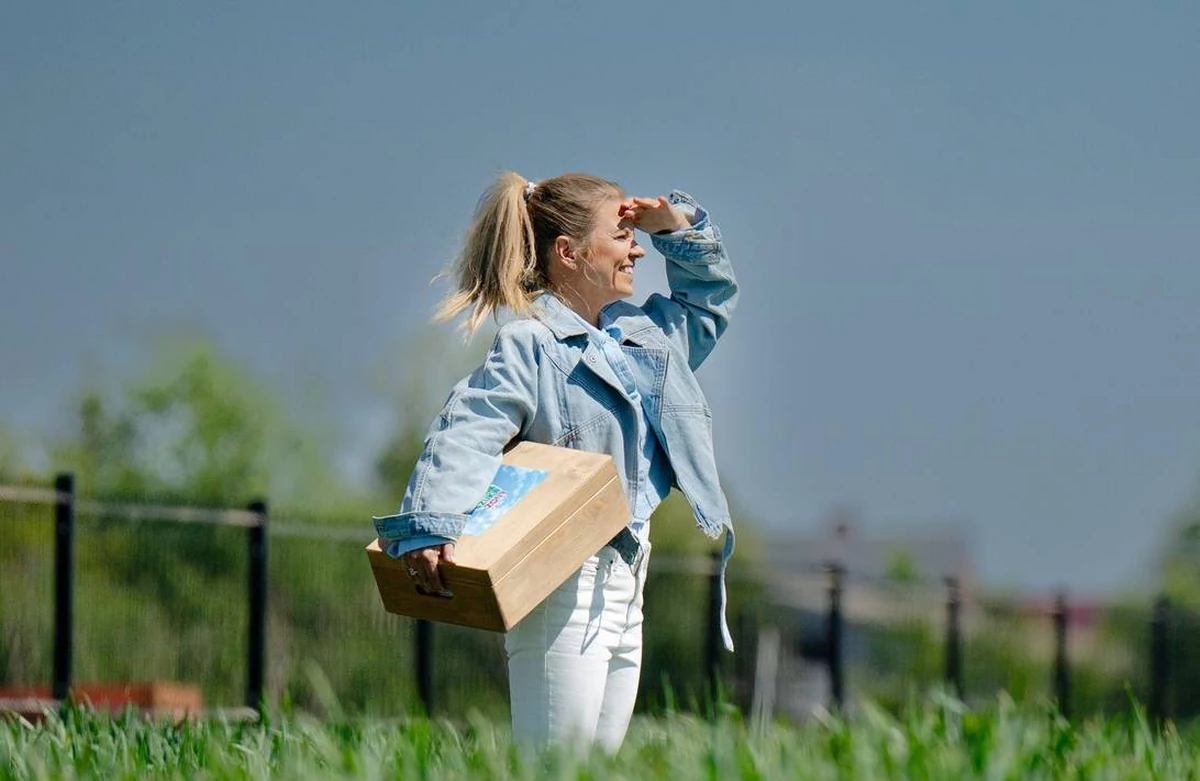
[
  {"x1": 386, "y1": 312, "x2": 671, "y2": 559},
  {"x1": 575, "y1": 310, "x2": 673, "y2": 542},
  {"x1": 373, "y1": 190, "x2": 739, "y2": 649}
]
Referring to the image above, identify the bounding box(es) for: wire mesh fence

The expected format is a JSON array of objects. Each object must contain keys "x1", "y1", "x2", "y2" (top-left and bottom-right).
[
  {"x1": 1, "y1": 476, "x2": 1196, "y2": 724},
  {"x1": 265, "y1": 533, "x2": 511, "y2": 719},
  {"x1": 0, "y1": 496, "x2": 54, "y2": 689},
  {"x1": 841, "y1": 578, "x2": 946, "y2": 713},
  {"x1": 72, "y1": 511, "x2": 249, "y2": 706},
  {"x1": 1166, "y1": 606, "x2": 1200, "y2": 720},
  {"x1": 961, "y1": 596, "x2": 1055, "y2": 708}
]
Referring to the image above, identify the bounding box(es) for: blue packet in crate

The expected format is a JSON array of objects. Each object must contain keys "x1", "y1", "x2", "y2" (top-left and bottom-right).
[{"x1": 460, "y1": 464, "x2": 549, "y2": 537}]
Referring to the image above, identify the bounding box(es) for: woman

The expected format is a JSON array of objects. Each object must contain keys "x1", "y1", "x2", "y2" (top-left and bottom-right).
[{"x1": 373, "y1": 172, "x2": 738, "y2": 751}]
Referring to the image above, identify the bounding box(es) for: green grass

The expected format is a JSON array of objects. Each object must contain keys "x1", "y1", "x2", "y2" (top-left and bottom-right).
[{"x1": 3, "y1": 695, "x2": 1198, "y2": 780}]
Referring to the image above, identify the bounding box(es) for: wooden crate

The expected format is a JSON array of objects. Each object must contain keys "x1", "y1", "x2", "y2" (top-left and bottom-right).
[{"x1": 367, "y1": 442, "x2": 630, "y2": 632}]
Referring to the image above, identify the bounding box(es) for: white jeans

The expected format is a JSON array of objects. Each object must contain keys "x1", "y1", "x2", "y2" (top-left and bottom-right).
[{"x1": 504, "y1": 543, "x2": 649, "y2": 752}]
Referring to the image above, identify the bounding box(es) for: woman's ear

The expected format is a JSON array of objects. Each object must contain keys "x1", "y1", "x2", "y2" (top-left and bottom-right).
[{"x1": 553, "y1": 235, "x2": 578, "y2": 270}]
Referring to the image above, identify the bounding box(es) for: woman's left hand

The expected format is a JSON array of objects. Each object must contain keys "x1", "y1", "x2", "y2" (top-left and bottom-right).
[{"x1": 620, "y1": 196, "x2": 690, "y2": 235}]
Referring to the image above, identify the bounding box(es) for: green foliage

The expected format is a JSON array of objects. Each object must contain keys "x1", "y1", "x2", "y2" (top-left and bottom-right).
[
  {"x1": 3, "y1": 695, "x2": 1200, "y2": 779},
  {"x1": 52, "y1": 391, "x2": 147, "y2": 500},
  {"x1": 0, "y1": 504, "x2": 54, "y2": 687},
  {"x1": 131, "y1": 342, "x2": 273, "y2": 506},
  {"x1": 884, "y1": 549, "x2": 920, "y2": 586},
  {"x1": 50, "y1": 335, "x2": 352, "y2": 514}
]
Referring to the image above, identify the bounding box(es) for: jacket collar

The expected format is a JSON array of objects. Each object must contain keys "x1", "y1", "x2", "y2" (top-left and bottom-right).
[
  {"x1": 533, "y1": 293, "x2": 658, "y2": 346},
  {"x1": 531, "y1": 293, "x2": 589, "y2": 340}
]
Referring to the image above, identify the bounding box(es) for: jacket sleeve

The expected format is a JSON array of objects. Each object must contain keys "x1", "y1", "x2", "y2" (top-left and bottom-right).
[
  {"x1": 373, "y1": 322, "x2": 540, "y2": 544},
  {"x1": 640, "y1": 190, "x2": 739, "y2": 371}
]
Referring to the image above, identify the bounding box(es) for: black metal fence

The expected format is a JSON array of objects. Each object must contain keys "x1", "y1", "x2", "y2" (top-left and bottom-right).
[
  {"x1": 0, "y1": 474, "x2": 1191, "y2": 723},
  {"x1": 0, "y1": 475, "x2": 738, "y2": 718}
]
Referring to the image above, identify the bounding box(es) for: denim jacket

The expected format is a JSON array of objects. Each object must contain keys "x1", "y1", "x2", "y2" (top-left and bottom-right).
[{"x1": 373, "y1": 190, "x2": 740, "y2": 649}]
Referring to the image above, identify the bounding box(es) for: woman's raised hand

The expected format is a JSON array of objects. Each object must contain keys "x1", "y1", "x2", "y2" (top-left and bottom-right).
[{"x1": 620, "y1": 196, "x2": 691, "y2": 235}]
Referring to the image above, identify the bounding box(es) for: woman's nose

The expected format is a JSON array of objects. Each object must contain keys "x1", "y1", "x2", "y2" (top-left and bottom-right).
[{"x1": 631, "y1": 243, "x2": 646, "y2": 258}]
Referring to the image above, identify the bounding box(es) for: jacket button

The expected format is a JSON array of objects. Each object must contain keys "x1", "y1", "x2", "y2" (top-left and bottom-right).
[{"x1": 587, "y1": 354, "x2": 596, "y2": 363}]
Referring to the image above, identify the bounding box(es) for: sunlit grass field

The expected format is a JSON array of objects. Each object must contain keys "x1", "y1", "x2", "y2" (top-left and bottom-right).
[{"x1": 3, "y1": 695, "x2": 1197, "y2": 780}]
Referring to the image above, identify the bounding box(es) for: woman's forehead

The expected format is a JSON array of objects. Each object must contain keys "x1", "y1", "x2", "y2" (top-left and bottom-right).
[{"x1": 595, "y1": 197, "x2": 631, "y2": 230}]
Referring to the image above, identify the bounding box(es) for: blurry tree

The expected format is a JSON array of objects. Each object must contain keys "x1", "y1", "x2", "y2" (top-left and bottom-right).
[
  {"x1": 54, "y1": 391, "x2": 145, "y2": 500},
  {"x1": 46, "y1": 335, "x2": 360, "y2": 646},
  {"x1": 52, "y1": 335, "x2": 346, "y2": 513}
]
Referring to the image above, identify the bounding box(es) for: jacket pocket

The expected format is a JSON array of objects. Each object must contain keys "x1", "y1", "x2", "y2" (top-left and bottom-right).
[
  {"x1": 661, "y1": 403, "x2": 712, "y2": 420},
  {"x1": 552, "y1": 411, "x2": 612, "y2": 448}
]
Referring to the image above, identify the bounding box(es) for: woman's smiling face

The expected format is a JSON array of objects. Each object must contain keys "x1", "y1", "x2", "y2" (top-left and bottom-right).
[{"x1": 578, "y1": 197, "x2": 646, "y2": 307}]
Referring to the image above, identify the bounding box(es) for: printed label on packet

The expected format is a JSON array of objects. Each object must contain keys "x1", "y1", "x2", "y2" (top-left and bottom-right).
[{"x1": 460, "y1": 464, "x2": 550, "y2": 537}]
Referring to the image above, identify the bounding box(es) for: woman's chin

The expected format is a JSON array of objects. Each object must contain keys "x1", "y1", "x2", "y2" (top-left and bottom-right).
[{"x1": 599, "y1": 286, "x2": 633, "y2": 308}]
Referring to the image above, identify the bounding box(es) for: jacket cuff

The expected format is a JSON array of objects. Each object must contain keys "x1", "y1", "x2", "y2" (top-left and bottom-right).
[
  {"x1": 381, "y1": 533, "x2": 456, "y2": 558},
  {"x1": 373, "y1": 511, "x2": 468, "y2": 540},
  {"x1": 651, "y1": 190, "x2": 723, "y2": 261}
]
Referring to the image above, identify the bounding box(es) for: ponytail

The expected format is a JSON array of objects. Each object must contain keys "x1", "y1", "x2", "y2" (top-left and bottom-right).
[
  {"x1": 435, "y1": 171, "x2": 538, "y2": 334},
  {"x1": 436, "y1": 171, "x2": 623, "y2": 334}
]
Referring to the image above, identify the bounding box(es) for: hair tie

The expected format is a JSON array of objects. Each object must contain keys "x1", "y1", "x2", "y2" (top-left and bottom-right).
[{"x1": 523, "y1": 180, "x2": 537, "y2": 202}]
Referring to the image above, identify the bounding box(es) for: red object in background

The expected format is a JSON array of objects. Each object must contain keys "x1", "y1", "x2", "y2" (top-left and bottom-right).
[{"x1": 0, "y1": 682, "x2": 203, "y2": 723}]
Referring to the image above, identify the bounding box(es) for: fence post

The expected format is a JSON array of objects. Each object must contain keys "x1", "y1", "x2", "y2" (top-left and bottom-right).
[
  {"x1": 706, "y1": 549, "x2": 723, "y2": 702},
  {"x1": 1150, "y1": 594, "x2": 1170, "y2": 725},
  {"x1": 416, "y1": 620, "x2": 434, "y2": 716},
  {"x1": 246, "y1": 499, "x2": 268, "y2": 711},
  {"x1": 945, "y1": 576, "x2": 963, "y2": 699},
  {"x1": 52, "y1": 473, "x2": 75, "y2": 702},
  {"x1": 826, "y1": 563, "x2": 845, "y2": 711},
  {"x1": 1053, "y1": 589, "x2": 1069, "y2": 718}
]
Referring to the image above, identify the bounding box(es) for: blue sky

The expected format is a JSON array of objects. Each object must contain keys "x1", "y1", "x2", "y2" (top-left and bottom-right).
[{"x1": 2, "y1": 2, "x2": 1198, "y2": 593}]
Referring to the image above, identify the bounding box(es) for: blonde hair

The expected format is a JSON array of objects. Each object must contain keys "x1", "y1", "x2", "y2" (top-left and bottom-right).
[{"x1": 436, "y1": 171, "x2": 623, "y2": 333}]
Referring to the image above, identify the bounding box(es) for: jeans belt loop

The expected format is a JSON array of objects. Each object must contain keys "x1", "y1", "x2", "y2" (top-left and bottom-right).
[{"x1": 606, "y1": 527, "x2": 642, "y2": 570}]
